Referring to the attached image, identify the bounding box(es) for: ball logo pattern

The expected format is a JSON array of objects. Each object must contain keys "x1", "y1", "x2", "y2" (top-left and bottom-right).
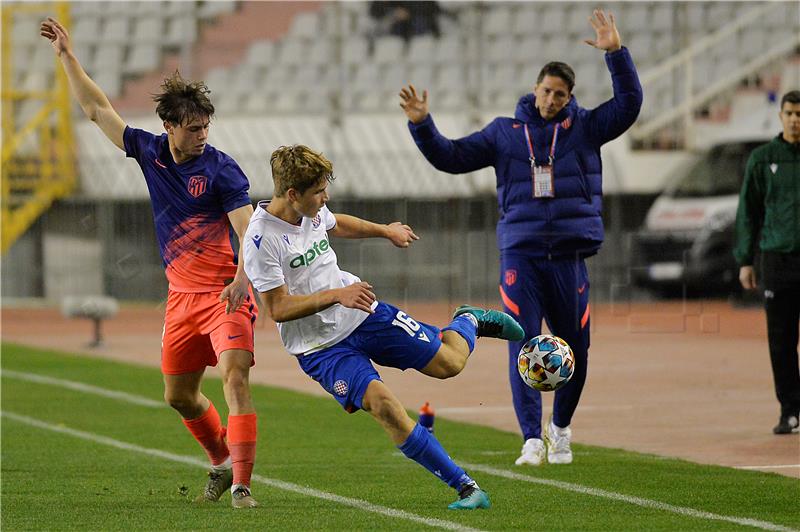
[{"x1": 517, "y1": 334, "x2": 575, "y2": 392}]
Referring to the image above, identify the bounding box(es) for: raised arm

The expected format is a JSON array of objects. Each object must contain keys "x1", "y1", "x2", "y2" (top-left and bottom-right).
[
  {"x1": 260, "y1": 282, "x2": 376, "y2": 323},
  {"x1": 400, "y1": 84, "x2": 496, "y2": 174},
  {"x1": 41, "y1": 17, "x2": 126, "y2": 150},
  {"x1": 583, "y1": 10, "x2": 643, "y2": 145},
  {"x1": 330, "y1": 213, "x2": 419, "y2": 248}
]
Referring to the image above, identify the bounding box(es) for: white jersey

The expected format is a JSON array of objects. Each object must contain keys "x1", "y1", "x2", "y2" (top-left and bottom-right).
[{"x1": 243, "y1": 201, "x2": 372, "y2": 355}]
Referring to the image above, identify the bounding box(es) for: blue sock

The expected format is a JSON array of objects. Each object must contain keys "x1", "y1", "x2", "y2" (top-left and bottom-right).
[
  {"x1": 442, "y1": 315, "x2": 477, "y2": 353},
  {"x1": 398, "y1": 424, "x2": 475, "y2": 490}
]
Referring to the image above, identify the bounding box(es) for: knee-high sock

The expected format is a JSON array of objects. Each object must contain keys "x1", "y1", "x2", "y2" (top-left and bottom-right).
[
  {"x1": 398, "y1": 424, "x2": 474, "y2": 490},
  {"x1": 182, "y1": 402, "x2": 230, "y2": 466},
  {"x1": 442, "y1": 315, "x2": 477, "y2": 353},
  {"x1": 228, "y1": 413, "x2": 257, "y2": 487}
]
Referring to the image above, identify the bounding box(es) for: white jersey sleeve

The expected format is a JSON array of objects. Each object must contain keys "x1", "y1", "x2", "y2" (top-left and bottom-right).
[
  {"x1": 321, "y1": 205, "x2": 337, "y2": 230},
  {"x1": 243, "y1": 222, "x2": 285, "y2": 293}
]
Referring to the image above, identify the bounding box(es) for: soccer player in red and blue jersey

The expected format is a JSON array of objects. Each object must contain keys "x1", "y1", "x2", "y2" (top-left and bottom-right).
[{"x1": 42, "y1": 18, "x2": 259, "y2": 508}]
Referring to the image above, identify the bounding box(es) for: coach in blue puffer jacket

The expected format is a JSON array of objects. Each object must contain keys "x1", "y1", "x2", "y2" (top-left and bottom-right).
[{"x1": 400, "y1": 9, "x2": 642, "y2": 467}]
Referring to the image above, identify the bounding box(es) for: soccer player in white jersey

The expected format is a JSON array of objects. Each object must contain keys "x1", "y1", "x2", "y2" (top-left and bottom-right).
[{"x1": 243, "y1": 145, "x2": 525, "y2": 510}]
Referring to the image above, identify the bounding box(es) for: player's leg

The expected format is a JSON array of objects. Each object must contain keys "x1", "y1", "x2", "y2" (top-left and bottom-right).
[
  {"x1": 499, "y1": 253, "x2": 548, "y2": 465},
  {"x1": 361, "y1": 380, "x2": 490, "y2": 510},
  {"x1": 543, "y1": 257, "x2": 591, "y2": 464},
  {"x1": 162, "y1": 291, "x2": 232, "y2": 501},
  {"x1": 764, "y1": 286, "x2": 800, "y2": 434},
  {"x1": 209, "y1": 292, "x2": 259, "y2": 508},
  {"x1": 298, "y1": 336, "x2": 489, "y2": 510},
  {"x1": 164, "y1": 370, "x2": 233, "y2": 502},
  {"x1": 420, "y1": 306, "x2": 523, "y2": 379}
]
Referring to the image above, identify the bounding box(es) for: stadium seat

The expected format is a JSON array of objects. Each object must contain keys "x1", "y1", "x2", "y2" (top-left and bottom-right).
[
  {"x1": 287, "y1": 11, "x2": 320, "y2": 40},
  {"x1": 482, "y1": 4, "x2": 514, "y2": 38},
  {"x1": 244, "y1": 40, "x2": 276, "y2": 67},
  {"x1": 131, "y1": 17, "x2": 164, "y2": 43},
  {"x1": 125, "y1": 44, "x2": 160, "y2": 75},
  {"x1": 372, "y1": 36, "x2": 405, "y2": 64},
  {"x1": 100, "y1": 18, "x2": 131, "y2": 45}
]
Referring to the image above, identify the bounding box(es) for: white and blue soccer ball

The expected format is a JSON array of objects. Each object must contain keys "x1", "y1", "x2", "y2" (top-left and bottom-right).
[{"x1": 517, "y1": 334, "x2": 575, "y2": 392}]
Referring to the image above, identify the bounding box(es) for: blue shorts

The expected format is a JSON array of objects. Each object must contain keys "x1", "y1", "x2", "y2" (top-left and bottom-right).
[{"x1": 297, "y1": 302, "x2": 442, "y2": 413}]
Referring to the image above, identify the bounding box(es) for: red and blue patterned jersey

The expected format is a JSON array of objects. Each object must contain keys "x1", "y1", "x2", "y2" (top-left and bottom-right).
[{"x1": 123, "y1": 126, "x2": 252, "y2": 292}]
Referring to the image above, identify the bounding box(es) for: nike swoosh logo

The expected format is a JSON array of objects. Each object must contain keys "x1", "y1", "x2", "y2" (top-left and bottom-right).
[{"x1": 227, "y1": 334, "x2": 243, "y2": 340}]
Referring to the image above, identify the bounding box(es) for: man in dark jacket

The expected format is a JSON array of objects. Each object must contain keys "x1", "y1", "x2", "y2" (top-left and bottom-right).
[
  {"x1": 734, "y1": 90, "x2": 800, "y2": 435},
  {"x1": 400, "y1": 9, "x2": 642, "y2": 466}
]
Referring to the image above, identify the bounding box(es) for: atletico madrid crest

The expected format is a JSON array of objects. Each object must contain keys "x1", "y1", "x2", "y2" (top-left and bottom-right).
[
  {"x1": 188, "y1": 175, "x2": 208, "y2": 198},
  {"x1": 505, "y1": 269, "x2": 517, "y2": 286}
]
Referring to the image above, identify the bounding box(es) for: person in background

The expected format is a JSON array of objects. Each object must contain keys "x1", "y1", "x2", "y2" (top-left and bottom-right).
[
  {"x1": 734, "y1": 90, "x2": 800, "y2": 435},
  {"x1": 400, "y1": 10, "x2": 642, "y2": 466}
]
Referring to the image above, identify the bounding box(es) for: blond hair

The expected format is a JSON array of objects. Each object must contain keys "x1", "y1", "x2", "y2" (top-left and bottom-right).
[{"x1": 270, "y1": 145, "x2": 335, "y2": 197}]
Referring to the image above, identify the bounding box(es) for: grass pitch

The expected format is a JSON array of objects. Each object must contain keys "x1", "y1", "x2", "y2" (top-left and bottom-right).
[{"x1": 2, "y1": 343, "x2": 798, "y2": 531}]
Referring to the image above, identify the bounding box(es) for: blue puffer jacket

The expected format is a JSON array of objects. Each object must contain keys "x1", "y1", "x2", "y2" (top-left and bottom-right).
[{"x1": 408, "y1": 48, "x2": 642, "y2": 258}]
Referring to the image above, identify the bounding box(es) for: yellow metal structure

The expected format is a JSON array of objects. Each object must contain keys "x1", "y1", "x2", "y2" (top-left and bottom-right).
[{"x1": 1, "y1": 2, "x2": 76, "y2": 254}]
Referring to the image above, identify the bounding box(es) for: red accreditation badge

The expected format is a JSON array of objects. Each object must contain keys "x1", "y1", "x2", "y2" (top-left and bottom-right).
[{"x1": 532, "y1": 164, "x2": 554, "y2": 198}]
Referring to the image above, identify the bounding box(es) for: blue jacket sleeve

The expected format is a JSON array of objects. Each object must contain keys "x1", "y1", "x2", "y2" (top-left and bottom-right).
[
  {"x1": 407, "y1": 114, "x2": 495, "y2": 174},
  {"x1": 585, "y1": 47, "x2": 643, "y2": 146}
]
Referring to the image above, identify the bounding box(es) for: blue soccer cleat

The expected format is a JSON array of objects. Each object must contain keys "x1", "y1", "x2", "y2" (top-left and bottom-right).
[
  {"x1": 453, "y1": 305, "x2": 525, "y2": 341},
  {"x1": 448, "y1": 485, "x2": 491, "y2": 510}
]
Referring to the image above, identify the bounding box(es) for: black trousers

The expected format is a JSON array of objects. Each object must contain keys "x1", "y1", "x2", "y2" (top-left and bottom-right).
[{"x1": 761, "y1": 252, "x2": 800, "y2": 417}]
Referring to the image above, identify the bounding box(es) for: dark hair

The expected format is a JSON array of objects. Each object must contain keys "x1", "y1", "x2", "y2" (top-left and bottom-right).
[
  {"x1": 536, "y1": 62, "x2": 575, "y2": 92},
  {"x1": 781, "y1": 90, "x2": 800, "y2": 108},
  {"x1": 152, "y1": 71, "x2": 215, "y2": 125}
]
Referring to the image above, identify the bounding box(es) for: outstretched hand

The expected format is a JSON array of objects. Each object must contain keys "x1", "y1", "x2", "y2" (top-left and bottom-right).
[
  {"x1": 585, "y1": 9, "x2": 621, "y2": 52},
  {"x1": 385, "y1": 222, "x2": 420, "y2": 248},
  {"x1": 40, "y1": 17, "x2": 71, "y2": 57},
  {"x1": 399, "y1": 84, "x2": 429, "y2": 124}
]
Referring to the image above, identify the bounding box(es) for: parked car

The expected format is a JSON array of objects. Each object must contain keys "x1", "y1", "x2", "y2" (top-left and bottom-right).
[{"x1": 632, "y1": 138, "x2": 766, "y2": 296}]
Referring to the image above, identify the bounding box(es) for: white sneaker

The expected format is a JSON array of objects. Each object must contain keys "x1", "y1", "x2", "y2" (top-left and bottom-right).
[
  {"x1": 514, "y1": 438, "x2": 545, "y2": 466},
  {"x1": 544, "y1": 419, "x2": 573, "y2": 464}
]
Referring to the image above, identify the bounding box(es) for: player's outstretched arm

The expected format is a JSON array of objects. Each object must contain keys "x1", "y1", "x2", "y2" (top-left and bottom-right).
[
  {"x1": 330, "y1": 214, "x2": 419, "y2": 248},
  {"x1": 584, "y1": 9, "x2": 621, "y2": 52},
  {"x1": 261, "y1": 282, "x2": 376, "y2": 323},
  {"x1": 41, "y1": 17, "x2": 125, "y2": 150},
  {"x1": 399, "y1": 84, "x2": 429, "y2": 125}
]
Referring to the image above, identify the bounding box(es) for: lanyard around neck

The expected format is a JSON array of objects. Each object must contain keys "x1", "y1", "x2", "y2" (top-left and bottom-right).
[{"x1": 524, "y1": 123, "x2": 559, "y2": 167}]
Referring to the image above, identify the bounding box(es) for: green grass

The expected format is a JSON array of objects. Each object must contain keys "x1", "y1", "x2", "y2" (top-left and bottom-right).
[{"x1": 2, "y1": 342, "x2": 798, "y2": 531}]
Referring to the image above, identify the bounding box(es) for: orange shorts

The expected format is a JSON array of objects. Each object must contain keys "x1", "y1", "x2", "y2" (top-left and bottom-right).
[{"x1": 161, "y1": 287, "x2": 258, "y2": 375}]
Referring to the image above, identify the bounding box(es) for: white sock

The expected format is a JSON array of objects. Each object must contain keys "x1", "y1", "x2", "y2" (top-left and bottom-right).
[{"x1": 211, "y1": 457, "x2": 232, "y2": 471}]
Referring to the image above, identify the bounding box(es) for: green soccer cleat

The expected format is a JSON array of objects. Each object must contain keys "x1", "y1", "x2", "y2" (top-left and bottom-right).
[
  {"x1": 194, "y1": 467, "x2": 233, "y2": 503},
  {"x1": 453, "y1": 305, "x2": 525, "y2": 341},
  {"x1": 448, "y1": 486, "x2": 491, "y2": 510}
]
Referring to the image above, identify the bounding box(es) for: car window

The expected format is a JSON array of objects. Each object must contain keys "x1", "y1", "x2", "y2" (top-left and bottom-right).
[{"x1": 670, "y1": 142, "x2": 762, "y2": 198}]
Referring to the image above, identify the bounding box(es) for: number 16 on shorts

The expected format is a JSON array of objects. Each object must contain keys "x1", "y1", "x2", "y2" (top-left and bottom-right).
[{"x1": 392, "y1": 311, "x2": 430, "y2": 343}]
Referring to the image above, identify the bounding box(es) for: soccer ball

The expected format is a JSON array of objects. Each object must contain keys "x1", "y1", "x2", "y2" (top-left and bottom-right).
[{"x1": 517, "y1": 335, "x2": 575, "y2": 392}]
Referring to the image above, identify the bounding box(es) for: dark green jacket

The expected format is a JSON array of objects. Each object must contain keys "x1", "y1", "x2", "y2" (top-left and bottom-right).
[{"x1": 734, "y1": 134, "x2": 800, "y2": 266}]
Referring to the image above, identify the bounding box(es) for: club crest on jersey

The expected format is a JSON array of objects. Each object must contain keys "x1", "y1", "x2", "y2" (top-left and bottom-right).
[
  {"x1": 187, "y1": 175, "x2": 208, "y2": 198},
  {"x1": 333, "y1": 380, "x2": 348, "y2": 396},
  {"x1": 505, "y1": 269, "x2": 517, "y2": 286},
  {"x1": 312, "y1": 214, "x2": 321, "y2": 229}
]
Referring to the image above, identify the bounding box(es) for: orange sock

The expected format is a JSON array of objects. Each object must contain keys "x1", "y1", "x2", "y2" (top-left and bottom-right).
[
  {"x1": 228, "y1": 413, "x2": 257, "y2": 487},
  {"x1": 182, "y1": 402, "x2": 230, "y2": 466}
]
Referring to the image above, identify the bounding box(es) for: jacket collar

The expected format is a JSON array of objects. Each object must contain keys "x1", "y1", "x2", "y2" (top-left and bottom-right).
[{"x1": 515, "y1": 93, "x2": 577, "y2": 126}]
